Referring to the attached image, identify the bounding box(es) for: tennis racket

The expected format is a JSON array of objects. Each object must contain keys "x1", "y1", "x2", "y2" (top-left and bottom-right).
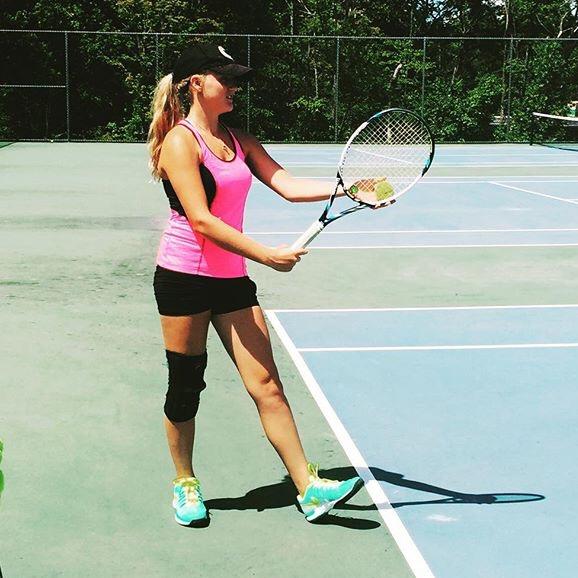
[{"x1": 290, "y1": 108, "x2": 435, "y2": 250}]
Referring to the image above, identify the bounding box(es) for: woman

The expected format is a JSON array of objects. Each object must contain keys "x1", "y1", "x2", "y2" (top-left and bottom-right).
[{"x1": 148, "y1": 42, "x2": 362, "y2": 527}]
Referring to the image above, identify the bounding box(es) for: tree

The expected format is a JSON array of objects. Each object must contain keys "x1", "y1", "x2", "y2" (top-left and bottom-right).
[{"x1": 1, "y1": 0, "x2": 576, "y2": 142}]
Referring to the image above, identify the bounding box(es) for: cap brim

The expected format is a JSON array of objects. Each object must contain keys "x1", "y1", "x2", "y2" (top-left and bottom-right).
[{"x1": 212, "y1": 63, "x2": 254, "y2": 80}]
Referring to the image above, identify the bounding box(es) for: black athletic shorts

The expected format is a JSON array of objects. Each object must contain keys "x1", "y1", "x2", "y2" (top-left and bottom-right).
[{"x1": 153, "y1": 265, "x2": 259, "y2": 316}]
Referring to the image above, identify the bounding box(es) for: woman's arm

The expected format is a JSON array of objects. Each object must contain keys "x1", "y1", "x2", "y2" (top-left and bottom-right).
[
  {"x1": 159, "y1": 127, "x2": 306, "y2": 271},
  {"x1": 239, "y1": 132, "x2": 339, "y2": 203}
]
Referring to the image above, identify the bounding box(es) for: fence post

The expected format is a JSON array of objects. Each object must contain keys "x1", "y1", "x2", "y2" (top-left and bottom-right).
[
  {"x1": 421, "y1": 37, "x2": 427, "y2": 116},
  {"x1": 65, "y1": 31, "x2": 70, "y2": 141},
  {"x1": 246, "y1": 35, "x2": 251, "y2": 133},
  {"x1": 334, "y1": 36, "x2": 340, "y2": 143},
  {"x1": 155, "y1": 33, "x2": 159, "y2": 81},
  {"x1": 506, "y1": 36, "x2": 514, "y2": 138}
]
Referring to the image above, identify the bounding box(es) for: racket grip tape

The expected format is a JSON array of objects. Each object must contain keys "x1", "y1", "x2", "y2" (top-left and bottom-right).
[{"x1": 290, "y1": 220, "x2": 325, "y2": 250}]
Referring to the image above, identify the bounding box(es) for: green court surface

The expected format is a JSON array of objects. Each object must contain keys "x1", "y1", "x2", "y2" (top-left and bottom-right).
[
  {"x1": 0, "y1": 143, "x2": 412, "y2": 578},
  {"x1": 1, "y1": 142, "x2": 578, "y2": 578}
]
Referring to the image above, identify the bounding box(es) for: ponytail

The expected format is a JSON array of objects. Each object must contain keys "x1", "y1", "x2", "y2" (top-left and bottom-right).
[{"x1": 147, "y1": 73, "x2": 190, "y2": 180}]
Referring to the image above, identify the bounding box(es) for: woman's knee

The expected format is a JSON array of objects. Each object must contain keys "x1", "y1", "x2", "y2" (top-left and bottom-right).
[
  {"x1": 164, "y1": 350, "x2": 208, "y2": 421},
  {"x1": 248, "y1": 375, "x2": 287, "y2": 408}
]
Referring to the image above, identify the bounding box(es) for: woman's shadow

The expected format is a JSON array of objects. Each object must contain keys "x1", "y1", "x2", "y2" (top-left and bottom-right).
[
  {"x1": 205, "y1": 467, "x2": 378, "y2": 529},
  {"x1": 204, "y1": 465, "x2": 544, "y2": 528}
]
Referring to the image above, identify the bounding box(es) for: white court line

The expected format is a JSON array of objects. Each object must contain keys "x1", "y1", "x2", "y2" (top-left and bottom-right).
[
  {"x1": 284, "y1": 162, "x2": 578, "y2": 167},
  {"x1": 437, "y1": 163, "x2": 578, "y2": 167},
  {"x1": 349, "y1": 146, "x2": 415, "y2": 165},
  {"x1": 490, "y1": 181, "x2": 578, "y2": 205},
  {"x1": 434, "y1": 178, "x2": 578, "y2": 181},
  {"x1": 247, "y1": 228, "x2": 578, "y2": 235},
  {"x1": 266, "y1": 311, "x2": 435, "y2": 578},
  {"x1": 307, "y1": 243, "x2": 578, "y2": 249},
  {"x1": 420, "y1": 180, "x2": 578, "y2": 184},
  {"x1": 294, "y1": 176, "x2": 578, "y2": 182},
  {"x1": 426, "y1": 153, "x2": 576, "y2": 157},
  {"x1": 419, "y1": 180, "x2": 578, "y2": 184},
  {"x1": 270, "y1": 304, "x2": 578, "y2": 313},
  {"x1": 298, "y1": 343, "x2": 578, "y2": 352},
  {"x1": 425, "y1": 178, "x2": 578, "y2": 181},
  {"x1": 438, "y1": 178, "x2": 578, "y2": 182}
]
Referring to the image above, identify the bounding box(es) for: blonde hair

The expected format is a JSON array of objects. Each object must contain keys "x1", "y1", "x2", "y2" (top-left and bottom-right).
[{"x1": 147, "y1": 73, "x2": 191, "y2": 180}]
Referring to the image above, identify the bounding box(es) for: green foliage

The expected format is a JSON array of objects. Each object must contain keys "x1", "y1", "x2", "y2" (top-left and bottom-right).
[{"x1": 1, "y1": 1, "x2": 577, "y2": 142}]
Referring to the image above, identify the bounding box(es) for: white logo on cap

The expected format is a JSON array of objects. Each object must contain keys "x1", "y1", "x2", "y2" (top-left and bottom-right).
[{"x1": 218, "y1": 46, "x2": 234, "y2": 61}]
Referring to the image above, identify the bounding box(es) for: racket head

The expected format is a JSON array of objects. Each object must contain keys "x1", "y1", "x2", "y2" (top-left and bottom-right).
[{"x1": 338, "y1": 108, "x2": 435, "y2": 207}]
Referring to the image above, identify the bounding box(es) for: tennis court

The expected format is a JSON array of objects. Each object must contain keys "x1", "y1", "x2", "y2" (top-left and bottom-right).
[{"x1": 1, "y1": 140, "x2": 578, "y2": 577}]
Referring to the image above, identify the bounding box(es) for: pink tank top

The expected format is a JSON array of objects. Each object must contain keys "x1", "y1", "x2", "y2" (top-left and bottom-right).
[{"x1": 156, "y1": 120, "x2": 253, "y2": 277}]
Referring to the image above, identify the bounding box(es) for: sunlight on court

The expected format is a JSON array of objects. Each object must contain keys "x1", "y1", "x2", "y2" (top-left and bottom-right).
[{"x1": 2, "y1": 141, "x2": 578, "y2": 578}]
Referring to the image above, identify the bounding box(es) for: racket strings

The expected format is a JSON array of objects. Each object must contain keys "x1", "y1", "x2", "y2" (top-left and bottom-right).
[{"x1": 340, "y1": 111, "x2": 432, "y2": 203}]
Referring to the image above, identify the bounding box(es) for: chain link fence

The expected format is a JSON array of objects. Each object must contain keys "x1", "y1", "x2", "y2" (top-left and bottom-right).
[{"x1": 1, "y1": 30, "x2": 577, "y2": 143}]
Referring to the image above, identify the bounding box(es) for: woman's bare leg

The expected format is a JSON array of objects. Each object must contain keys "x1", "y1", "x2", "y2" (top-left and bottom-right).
[{"x1": 211, "y1": 306, "x2": 310, "y2": 495}]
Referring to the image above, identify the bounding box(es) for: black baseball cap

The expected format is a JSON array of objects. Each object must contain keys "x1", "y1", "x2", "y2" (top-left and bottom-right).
[{"x1": 172, "y1": 43, "x2": 253, "y2": 84}]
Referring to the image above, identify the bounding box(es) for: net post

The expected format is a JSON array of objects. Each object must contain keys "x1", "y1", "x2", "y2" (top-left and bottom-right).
[{"x1": 529, "y1": 112, "x2": 536, "y2": 146}]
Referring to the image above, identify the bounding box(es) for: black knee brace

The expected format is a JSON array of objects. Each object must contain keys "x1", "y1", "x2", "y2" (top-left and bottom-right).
[{"x1": 164, "y1": 350, "x2": 208, "y2": 422}]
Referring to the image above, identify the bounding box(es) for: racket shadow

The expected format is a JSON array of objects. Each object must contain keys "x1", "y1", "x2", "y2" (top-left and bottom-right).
[
  {"x1": 204, "y1": 465, "x2": 544, "y2": 524},
  {"x1": 325, "y1": 466, "x2": 545, "y2": 510}
]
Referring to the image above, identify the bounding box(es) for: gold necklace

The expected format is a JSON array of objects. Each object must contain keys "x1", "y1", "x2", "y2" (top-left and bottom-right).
[{"x1": 192, "y1": 122, "x2": 232, "y2": 156}]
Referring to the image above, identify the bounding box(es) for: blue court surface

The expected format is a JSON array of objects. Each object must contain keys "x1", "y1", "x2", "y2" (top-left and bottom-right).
[
  {"x1": 267, "y1": 306, "x2": 578, "y2": 578},
  {"x1": 245, "y1": 145, "x2": 578, "y2": 249},
  {"x1": 259, "y1": 144, "x2": 578, "y2": 578}
]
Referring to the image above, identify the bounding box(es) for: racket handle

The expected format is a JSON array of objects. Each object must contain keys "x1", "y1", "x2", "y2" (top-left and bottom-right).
[{"x1": 290, "y1": 220, "x2": 325, "y2": 250}]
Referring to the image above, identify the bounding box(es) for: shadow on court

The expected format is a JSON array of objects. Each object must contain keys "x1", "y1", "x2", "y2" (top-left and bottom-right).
[
  {"x1": 205, "y1": 470, "x2": 380, "y2": 530},
  {"x1": 363, "y1": 466, "x2": 545, "y2": 509},
  {"x1": 204, "y1": 465, "x2": 543, "y2": 527}
]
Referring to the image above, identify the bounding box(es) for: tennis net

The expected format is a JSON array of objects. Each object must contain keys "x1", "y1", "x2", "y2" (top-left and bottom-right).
[{"x1": 530, "y1": 112, "x2": 578, "y2": 151}]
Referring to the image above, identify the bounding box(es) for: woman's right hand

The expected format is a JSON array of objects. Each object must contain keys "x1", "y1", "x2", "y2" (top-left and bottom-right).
[{"x1": 265, "y1": 245, "x2": 309, "y2": 272}]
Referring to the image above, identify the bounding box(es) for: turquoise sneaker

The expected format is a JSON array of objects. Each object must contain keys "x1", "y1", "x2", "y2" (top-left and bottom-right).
[
  {"x1": 172, "y1": 477, "x2": 208, "y2": 527},
  {"x1": 297, "y1": 463, "x2": 363, "y2": 522}
]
